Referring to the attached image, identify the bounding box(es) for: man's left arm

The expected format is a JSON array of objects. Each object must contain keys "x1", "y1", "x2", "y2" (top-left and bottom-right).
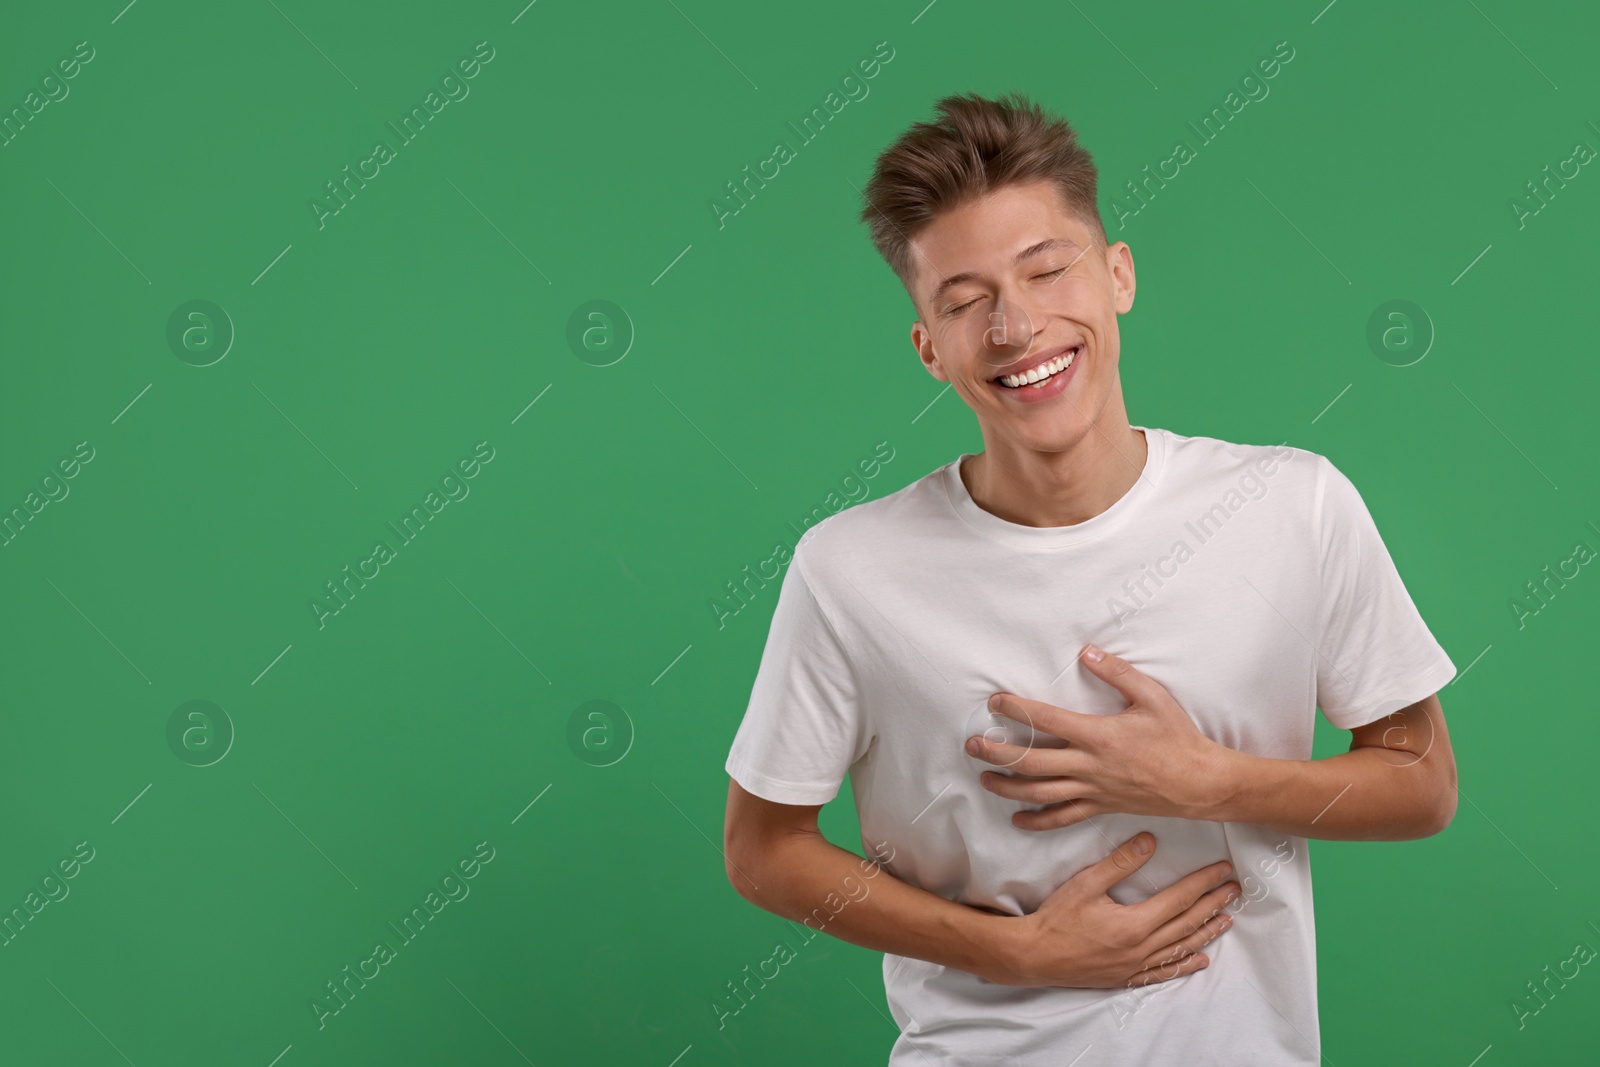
[
  {"x1": 1193, "y1": 691, "x2": 1457, "y2": 841},
  {"x1": 969, "y1": 649, "x2": 1458, "y2": 842}
]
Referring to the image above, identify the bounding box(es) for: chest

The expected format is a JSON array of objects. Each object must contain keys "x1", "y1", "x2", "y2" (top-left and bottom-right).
[{"x1": 838, "y1": 525, "x2": 1321, "y2": 775}]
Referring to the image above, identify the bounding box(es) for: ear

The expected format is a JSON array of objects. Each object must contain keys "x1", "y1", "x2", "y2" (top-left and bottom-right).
[
  {"x1": 1107, "y1": 240, "x2": 1136, "y2": 314},
  {"x1": 910, "y1": 321, "x2": 948, "y2": 381}
]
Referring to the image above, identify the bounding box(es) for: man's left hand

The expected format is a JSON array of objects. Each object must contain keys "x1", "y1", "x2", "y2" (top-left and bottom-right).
[{"x1": 966, "y1": 644, "x2": 1237, "y2": 830}]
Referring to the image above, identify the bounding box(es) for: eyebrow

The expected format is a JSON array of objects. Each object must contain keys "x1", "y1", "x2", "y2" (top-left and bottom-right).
[{"x1": 927, "y1": 237, "x2": 1080, "y2": 307}]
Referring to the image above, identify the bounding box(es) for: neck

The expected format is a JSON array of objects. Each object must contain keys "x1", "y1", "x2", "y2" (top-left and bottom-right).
[{"x1": 962, "y1": 416, "x2": 1148, "y2": 529}]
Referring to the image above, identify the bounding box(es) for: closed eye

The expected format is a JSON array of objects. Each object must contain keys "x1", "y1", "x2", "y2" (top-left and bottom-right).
[{"x1": 945, "y1": 266, "x2": 1068, "y2": 315}]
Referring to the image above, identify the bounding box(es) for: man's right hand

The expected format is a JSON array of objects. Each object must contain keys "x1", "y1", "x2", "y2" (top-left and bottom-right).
[{"x1": 991, "y1": 832, "x2": 1240, "y2": 989}]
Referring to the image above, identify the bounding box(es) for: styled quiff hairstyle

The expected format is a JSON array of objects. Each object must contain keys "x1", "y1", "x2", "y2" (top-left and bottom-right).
[{"x1": 858, "y1": 91, "x2": 1108, "y2": 300}]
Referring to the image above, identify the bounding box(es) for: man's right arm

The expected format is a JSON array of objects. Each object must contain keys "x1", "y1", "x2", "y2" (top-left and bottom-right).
[{"x1": 722, "y1": 778, "x2": 1241, "y2": 989}]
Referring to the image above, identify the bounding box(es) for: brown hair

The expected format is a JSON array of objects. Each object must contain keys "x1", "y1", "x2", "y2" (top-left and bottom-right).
[{"x1": 857, "y1": 91, "x2": 1107, "y2": 298}]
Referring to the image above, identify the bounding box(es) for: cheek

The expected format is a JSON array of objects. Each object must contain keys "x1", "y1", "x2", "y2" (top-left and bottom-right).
[{"x1": 928, "y1": 321, "x2": 988, "y2": 371}]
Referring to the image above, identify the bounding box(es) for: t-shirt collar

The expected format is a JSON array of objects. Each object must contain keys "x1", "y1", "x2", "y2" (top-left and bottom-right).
[{"x1": 939, "y1": 425, "x2": 1167, "y2": 550}]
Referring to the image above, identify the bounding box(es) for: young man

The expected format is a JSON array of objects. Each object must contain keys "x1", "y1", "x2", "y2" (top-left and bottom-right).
[{"x1": 721, "y1": 92, "x2": 1457, "y2": 1065}]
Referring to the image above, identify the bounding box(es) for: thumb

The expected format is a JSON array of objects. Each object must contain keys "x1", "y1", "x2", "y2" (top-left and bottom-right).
[{"x1": 1081, "y1": 832, "x2": 1156, "y2": 896}]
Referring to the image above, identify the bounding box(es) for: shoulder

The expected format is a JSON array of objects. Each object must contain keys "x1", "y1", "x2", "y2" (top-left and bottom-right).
[
  {"x1": 791, "y1": 457, "x2": 953, "y2": 584},
  {"x1": 1157, "y1": 429, "x2": 1399, "y2": 550},
  {"x1": 1149, "y1": 425, "x2": 1337, "y2": 528},
  {"x1": 1154, "y1": 424, "x2": 1324, "y2": 482}
]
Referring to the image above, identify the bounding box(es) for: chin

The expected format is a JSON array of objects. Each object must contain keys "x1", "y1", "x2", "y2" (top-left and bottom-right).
[{"x1": 989, "y1": 422, "x2": 1087, "y2": 455}]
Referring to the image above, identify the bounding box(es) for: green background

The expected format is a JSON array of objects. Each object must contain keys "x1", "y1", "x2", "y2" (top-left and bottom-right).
[{"x1": 2, "y1": 0, "x2": 1596, "y2": 1063}]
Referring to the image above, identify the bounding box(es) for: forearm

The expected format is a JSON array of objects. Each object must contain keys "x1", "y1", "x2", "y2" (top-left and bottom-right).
[
  {"x1": 727, "y1": 828, "x2": 1016, "y2": 983},
  {"x1": 1195, "y1": 745, "x2": 1455, "y2": 841}
]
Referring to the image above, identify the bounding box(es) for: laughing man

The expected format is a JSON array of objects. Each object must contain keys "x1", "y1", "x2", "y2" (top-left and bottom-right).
[{"x1": 722, "y1": 92, "x2": 1457, "y2": 1065}]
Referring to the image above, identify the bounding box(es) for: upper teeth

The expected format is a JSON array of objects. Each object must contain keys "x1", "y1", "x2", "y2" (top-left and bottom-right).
[{"x1": 999, "y1": 348, "x2": 1078, "y2": 388}]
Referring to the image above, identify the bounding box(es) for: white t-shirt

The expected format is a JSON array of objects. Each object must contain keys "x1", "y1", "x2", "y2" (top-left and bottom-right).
[{"x1": 724, "y1": 425, "x2": 1457, "y2": 1066}]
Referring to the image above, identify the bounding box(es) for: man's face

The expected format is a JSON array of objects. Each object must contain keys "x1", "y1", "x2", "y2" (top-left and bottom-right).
[{"x1": 907, "y1": 180, "x2": 1136, "y2": 453}]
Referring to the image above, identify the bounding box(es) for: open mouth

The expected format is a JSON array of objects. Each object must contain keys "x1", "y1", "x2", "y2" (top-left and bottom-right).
[{"x1": 992, "y1": 344, "x2": 1083, "y2": 389}]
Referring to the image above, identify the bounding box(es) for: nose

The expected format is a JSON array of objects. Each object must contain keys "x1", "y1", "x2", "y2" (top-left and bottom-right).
[{"x1": 981, "y1": 293, "x2": 1038, "y2": 369}]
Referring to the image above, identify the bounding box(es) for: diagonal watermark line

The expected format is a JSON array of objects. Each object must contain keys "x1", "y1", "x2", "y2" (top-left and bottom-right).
[
  {"x1": 1459, "y1": 787, "x2": 1557, "y2": 890},
  {"x1": 511, "y1": 0, "x2": 538, "y2": 24},
  {"x1": 111, "y1": 0, "x2": 139, "y2": 24},
  {"x1": 45, "y1": 979, "x2": 138, "y2": 1066},
  {"x1": 1451, "y1": 382, "x2": 1557, "y2": 489},
  {"x1": 838, "y1": 570, "x2": 950, "y2": 685},
  {"x1": 1451, "y1": 244, "x2": 1492, "y2": 285},
  {"x1": 652, "y1": 382, "x2": 758, "y2": 489},
  {"x1": 652, "y1": 244, "x2": 693, "y2": 285},
  {"x1": 512, "y1": 383, "x2": 553, "y2": 424},
  {"x1": 911, "y1": 0, "x2": 939, "y2": 23},
  {"x1": 44, "y1": 576, "x2": 152, "y2": 684},
  {"x1": 252, "y1": 643, "x2": 293, "y2": 685},
  {"x1": 512, "y1": 783, "x2": 552, "y2": 824},
  {"x1": 1242, "y1": 574, "x2": 1356, "y2": 691},
  {"x1": 911, "y1": 382, "x2": 952, "y2": 424},
  {"x1": 46, "y1": 178, "x2": 151, "y2": 284},
  {"x1": 652, "y1": 780, "x2": 762, "y2": 891},
  {"x1": 265, "y1": 0, "x2": 358, "y2": 89},
  {"x1": 652, "y1": 644, "x2": 692, "y2": 685},
  {"x1": 266, "y1": 1044, "x2": 293, "y2": 1067},
  {"x1": 1065, "y1": 0, "x2": 1157, "y2": 89},
  {"x1": 446, "y1": 577, "x2": 552, "y2": 683},
  {"x1": 1465, "y1": 0, "x2": 1558, "y2": 89},
  {"x1": 1311, "y1": 0, "x2": 1338, "y2": 23},
  {"x1": 1245, "y1": 178, "x2": 1351, "y2": 284},
  {"x1": 1093, "y1": 417, "x2": 1159, "y2": 494},
  {"x1": 253, "y1": 781, "x2": 360, "y2": 890},
  {"x1": 112, "y1": 783, "x2": 152, "y2": 824},
  {"x1": 1049, "y1": 645, "x2": 1090, "y2": 687},
  {"x1": 446, "y1": 178, "x2": 551, "y2": 282},
  {"x1": 112, "y1": 383, "x2": 152, "y2": 424},
  {"x1": 910, "y1": 783, "x2": 952, "y2": 824},
  {"x1": 1309, "y1": 782, "x2": 1352, "y2": 824},
  {"x1": 1311, "y1": 383, "x2": 1351, "y2": 425},
  {"x1": 664, "y1": 0, "x2": 758, "y2": 89},
  {"x1": 1452, "y1": 644, "x2": 1491, "y2": 684},
  {"x1": 445, "y1": 977, "x2": 536, "y2": 1064},
  {"x1": 252, "y1": 244, "x2": 293, "y2": 286},
  {"x1": 251, "y1": 382, "x2": 360, "y2": 489}
]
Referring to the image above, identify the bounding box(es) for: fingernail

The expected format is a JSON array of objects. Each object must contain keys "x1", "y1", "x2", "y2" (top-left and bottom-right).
[
  {"x1": 1133, "y1": 833, "x2": 1153, "y2": 855},
  {"x1": 966, "y1": 738, "x2": 980, "y2": 756},
  {"x1": 988, "y1": 693, "x2": 1002, "y2": 711},
  {"x1": 1083, "y1": 644, "x2": 1104, "y2": 663}
]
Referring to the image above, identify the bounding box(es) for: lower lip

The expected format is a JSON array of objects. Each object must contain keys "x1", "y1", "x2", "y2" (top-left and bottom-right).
[{"x1": 989, "y1": 347, "x2": 1083, "y2": 405}]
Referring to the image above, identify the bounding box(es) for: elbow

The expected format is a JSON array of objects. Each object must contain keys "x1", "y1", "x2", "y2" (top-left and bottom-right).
[
  {"x1": 1416, "y1": 765, "x2": 1459, "y2": 838},
  {"x1": 725, "y1": 848, "x2": 764, "y2": 905},
  {"x1": 723, "y1": 823, "x2": 771, "y2": 906},
  {"x1": 1426, "y1": 781, "x2": 1458, "y2": 837}
]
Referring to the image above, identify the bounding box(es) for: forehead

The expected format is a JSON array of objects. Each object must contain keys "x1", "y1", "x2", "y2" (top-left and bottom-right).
[{"x1": 909, "y1": 182, "x2": 1093, "y2": 298}]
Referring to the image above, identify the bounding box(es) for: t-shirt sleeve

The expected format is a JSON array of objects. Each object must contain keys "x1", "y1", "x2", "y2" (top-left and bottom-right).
[
  {"x1": 724, "y1": 552, "x2": 871, "y2": 806},
  {"x1": 1312, "y1": 454, "x2": 1457, "y2": 730}
]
